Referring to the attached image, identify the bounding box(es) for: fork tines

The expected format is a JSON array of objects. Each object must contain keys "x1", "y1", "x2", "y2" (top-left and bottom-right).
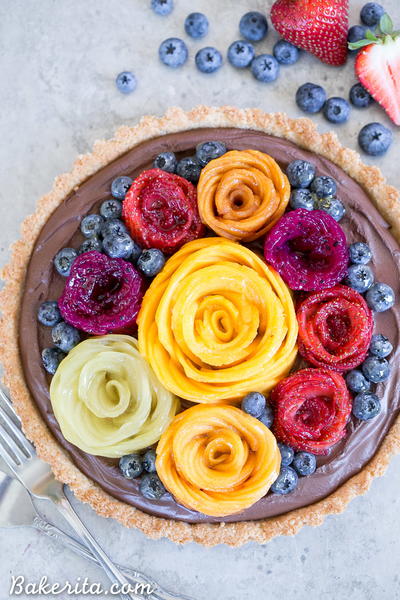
[{"x1": 0, "y1": 388, "x2": 35, "y2": 467}]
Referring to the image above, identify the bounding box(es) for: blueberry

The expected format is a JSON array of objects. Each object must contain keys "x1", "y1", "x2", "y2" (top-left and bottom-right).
[
  {"x1": 119, "y1": 453, "x2": 143, "y2": 479},
  {"x1": 79, "y1": 236, "x2": 102, "y2": 254},
  {"x1": 345, "y1": 264, "x2": 374, "y2": 293},
  {"x1": 41, "y1": 347, "x2": 66, "y2": 375},
  {"x1": 293, "y1": 452, "x2": 316, "y2": 477},
  {"x1": 139, "y1": 473, "x2": 166, "y2": 500},
  {"x1": 277, "y1": 443, "x2": 294, "y2": 467},
  {"x1": 314, "y1": 197, "x2": 346, "y2": 222},
  {"x1": 258, "y1": 405, "x2": 274, "y2": 429},
  {"x1": 360, "y1": 3, "x2": 385, "y2": 26},
  {"x1": 369, "y1": 334, "x2": 393, "y2": 358},
  {"x1": 51, "y1": 321, "x2": 80, "y2": 353},
  {"x1": 323, "y1": 97, "x2": 350, "y2": 124},
  {"x1": 349, "y1": 83, "x2": 374, "y2": 108},
  {"x1": 251, "y1": 54, "x2": 279, "y2": 83},
  {"x1": 196, "y1": 141, "x2": 227, "y2": 166},
  {"x1": 345, "y1": 369, "x2": 371, "y2": 393},
  {"x1": 159, "y1": 38, "x2": 188, "y2": 68},
  {"x1": 271, "y1": 466, "x2": 298, "y2": 495},
  {"x1": 137, "y1": 248, "x2": 165, "y2": 277},
  {"x1": 142, "y1": 449, "x2": 157, "y2": 473},
  {"x1": 100, "y1": 199, "x2": 122, "y2": 220},
  {"x1": 366, "y1": 282, "x2": 395, "y2": 312},
  {"x1": 273, "y1": 40, "x2": 299, "y2": 65},
  {"x1": 153, "y1": 151, "x2": 177, "y2": 173},
  {"x1": 239, "y1": 11, "x2": 268, "y2": 42},
  {"x1": 184, "y1": 12, "x2": 209, "y2": 38},
  {"x1": 111, "y1": 176, "x2": 133, "y2": 200},
  {"x1": 115, "y1": 71, "x2": 137, "y2": 94},
  {"x1": 286, "y1": 160, "x2": 315, "y2": 189},
  {"x1": 289, "y1": 188, "x2": 314, "y2": 211},
  {"x1": 296, "y1": 82, "x2": 326, "y2": 114},
  {"x1": 358, "y1": 122, "x2": 393, "y2": 156},
  {"x1": 195, "y1": 47, "x2": 223, "y2": 74},
  {"x1": 54, "y1": 248, "x2": 77, "y2": 277},
  {"x1": 151, "y1": 0, "x2": 173, "y2": 16},
  {"x1": 38, "y1": 301, "x2": 62, "y2": 327},
  {"x1": 227, "y1": 40, "x2": 255, "y2": 68},
  {"x1": 100, "y1": 218, "x2": 128, "y2": 239},
  {"x1": 362, "y1": 356, "x2": 391, "y2": 383},
  {"x1": 310, "y1": 176, "x2": 337, "y2": 198},
  {"x1": 349, "y1": 242, "x2": 372, "y2": 265},
  {"x1": 80, "y1": 214, "x2": 104, "y2": 238},
  {"x1": 347, "y1": 25, "x2": 368, "y2": 47},
  {"x1": 241, "y1": 391, "x2": 266, "y2": 418},
  {"x1": 103, "y1": 233, "x2": 137, "y2": 260},
  {"x1": 176, "y1": 156, "x2": 202, "y2": 183},
  {"x1": 352, "y1": 392, "x2": 381, "y2": 420}
]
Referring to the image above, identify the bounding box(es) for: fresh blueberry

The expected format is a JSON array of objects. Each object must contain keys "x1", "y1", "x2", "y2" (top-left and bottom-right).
[
  {"x1": 139, "y1": 473, "x2": 166, "y2": 500},
  {"x1": 362, "y1": 356, "x2": 391, "y2": 383},
  {"x1": 296, "y1": 82, "x2": 326, "y2": 114},
  {"x1": 51, "y1": 321, "x2": 80, "y2": 353},
  {"x1": 349, "y1": 83, "x2": 374, "y2": 108},
  {"x1": 345, "y1": 264, "x2": 374, "y2": 293},
  {"x1": 271, "y1": 466, "x2": 298, "y2": 495},
  {"x1": 286, "y1": 160, "x2": 315, "y2": 189},
  {"x1": 195, "y1": 47, "x2": 223, "y2": 73},
  {"x1": 115, "y1": 71, "x2": 137, "y2": 95},
  {"x1": 119, "y1": 453, "x2": 143, "y2": 479},
  {"x1": 151, "y1": 0, "x2": 173, "y2": 16},
  {"x1": 369, "y1": 334, "x2": 393, "y2": 358},
  {"x1": 289, "y1": 188, "x2": 314, "y2": 211},
  {"x1": 41, "y1": 347, "x2": 66, "y2": 375},
  {"x1": 310, "y1": 176, "x2": 337, "y2": 198},
  {"x1": 352, "y1": 392, "x2": 381, "y2": 420},
  {"x1": 196, "y1": 140, "x2": 227, "y2": 166},
  {"x1": 239, "y1": 11, "x2": 268, "y2": 42},
  {"x1": 227, "y1": 40, "x2": 255, "y2": 68},
  {"x1": 349, "y1": 242, "x2": 372, "y2": 265},
  {"x1": 251, "y1": 54, "x2": 279, "y2": 83},
  {"x1": 54, "y1": 248, "x2": 77, "y2": 277},
  {"x1": 142, "y1": 449, "x2": 157, "y2": 473},
  {"x1": 293, "y1": 452, "x2": 316, "y2": 477},
  {"x1": 360, "y1": 3, "x2": 385, "y2": 27},
  {"x1": 366, "y1": 282, "x2": 395, "y2": 312},
  {"x1": 153, "y1": 151, "x2": 177, "y2": 173},
  {"x1": 38, "y1": 301, "x2": 62, "y2": 327},
  {"x1": 176, "y1": 156, "x2": 202, "y2": 183},
  {"x1": 159, "y1": 38, "x2": 188, "y2": 68},
  {"x1": 111, "y1": 176, "x2": 133, "y2": 200},
  {"x1": 79, "y1": 236, "x2": 102, "y2": 254},
  {"x1": 241, "y1": 391, "x2": 266, "y2": 418},
  {"x1": 278, "y1": 443, "x2": 294, "y2": 467},
  {"x1": 80, "y1": 214, "x2": 104, "y2": 238},
  {"x1": 345, "y1": 369, "x2": 371, "y2": 393},
  {"x1": 103, "y1": 233, "x2": 137, "y2": 260},
  {"x1": 100, "y1": 218, "x2": 128, "y2": 239},
  {"x1": 258, "y1": 405, "x2": 274, "y2": 429},
  {"x1": 100, "y1": 198, "x2": 122, "y2": 220},
  {"x1": 347, "y1": 25, "x2": 368, "y2": 47},
  {"x1": 323, "y1": 97, "x2": 350, "y2": 124},
  {"x1": 137, "y1": 248, "x2": 165, "y2": 277},
  {"x1": 314, "y1": 197, "x2": 346, "y2": 222},
  {"x1": 358, "y1": 122, "x2": 393, "y2": 156},
  {"x1": 184, "y1": 12, "x2": 209, "y2": 38},
  {"x1": 273, "y1": 40, "x2": 299, "y2": 65}
]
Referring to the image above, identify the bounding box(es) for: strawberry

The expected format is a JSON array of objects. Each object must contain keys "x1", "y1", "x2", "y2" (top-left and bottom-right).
[
  {"x1": 270, "y1": 0, "x2": 349, "y2": 66},
  {"x1": 350, "y1": 14, "x2": 400, "y2": 126}
]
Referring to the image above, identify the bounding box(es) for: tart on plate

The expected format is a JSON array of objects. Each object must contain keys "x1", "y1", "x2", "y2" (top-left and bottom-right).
[{"x1": 1, "y1": 106, "x2": 400, "y2": 547}]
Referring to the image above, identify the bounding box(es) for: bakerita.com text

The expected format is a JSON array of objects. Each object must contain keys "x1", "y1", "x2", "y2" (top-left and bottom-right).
[{"x1": 9, "y1": 575, "x2": 155, "y2": 596}]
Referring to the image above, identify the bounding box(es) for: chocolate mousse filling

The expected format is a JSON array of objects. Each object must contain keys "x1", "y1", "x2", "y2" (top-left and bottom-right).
[{"x1": 19, "y1": 128, "x2": 400, "y2": 524}]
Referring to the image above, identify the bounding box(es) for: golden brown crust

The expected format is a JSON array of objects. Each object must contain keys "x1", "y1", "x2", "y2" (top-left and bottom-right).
[{"x1": 1, "y1": 106, "x2": 400, "y2": 547}]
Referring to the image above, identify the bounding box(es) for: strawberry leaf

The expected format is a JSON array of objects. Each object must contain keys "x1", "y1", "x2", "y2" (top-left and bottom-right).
[
  {"x1": 380, "y1": 13, "x2": 393, "y2": 35},
  {"x1": 348, "y1": 39, "x2": 375, "y2": 50},
  {"x1": 365, "y1": 29, "x2": 379, "y2": 41}
]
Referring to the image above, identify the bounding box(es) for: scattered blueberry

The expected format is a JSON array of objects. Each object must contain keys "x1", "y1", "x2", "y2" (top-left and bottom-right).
[
  {"x1": 345, "y1": 369, "x2": 371, "y2": 393},
  {"x1": 366, "y1": 282, "x2": 395, "y2": 312},
  {"x1": 140, "y1": 473, "x2": 166, "y2": 500},
  {"x1": 79, "y1": 236, "x2": 102, "y2": 254},
  {"x1": 349, "y1": 83, "x2": 374, "y2": 108},
  {"x1": 80, "y1": 214, "x2": 104, "y2": 238},
  {"x1": 251, "y1": 54, "x2": 279, "y2": 82},
  {"x1": 273, "y1": 40, "x2": 299, "y2": 65},
  {"x1": 323, "y1": 97, "x2": 350, "y2": 124},
  {"x1": 369, "y1": 334, "x2": 393, "y2": 358},
  {"x1": 137, "y1": 248, "x2": 165, "y2": 277},
  {"x1": 362, "y1": 356, "x2": 391, "y2": 383},
  {"x1": 41, "y1": 347, "x2": 66, "y2": 375},
  {"x1": 119, "y1": 453, "x2": 143, "y2": 479},
  {"x1": 278, "y1": 443, "x2": 294, "y2": 467},
  {"x1": 159, "y1": 38, "x2": 188, "y2": 68},
  {"x1": 115, "y1": 71, "x2": 137, "y2": 95},
  {"x1": 111, "y1": 176, "x2": 133, "y2": 200},
  {"x1": 153, "y1": 151, "x2": 177, "y2": 173},
  {"x1": 103, "y1": 233, "x2": 138, "y2": 260},
  {"x1": 241, "y1": 391, "x2": 266, "y2": 418},
  {"x1": 142, "y1": 449, "x2": 157, "y2": 473},
  {"x1": 289, "y1": 188, "x2": 314, "y2": 211},
  {"x1": 38, "y1": 301, "x2": 62, "y2": 327},
  {"x1": 346, "y1": 264, "x2": 374, "y2": 293},
  {"x1": 347, "y1": 25, "x2": 368, "y2": 48},
  {"x1": 227, "y1": 40, "x2": 255, "y2": 68},
  {"x1": 239, "y1": 11, "x2": 268, "y2": 42},
  {"x1": 100, "y1": 198, "x2": 122, "y2": 220},
  {"x1": 271, "y1": 466, "x2": 298, "y2": 495},
  {"x1": 286, "y1": 160, "x2": 315, "y2": 189},
  {"x1": 195, "y1": 47, "x2": 223, "y2": 73},
  {"x1": 293, "y1": 452, "x2": 316, "y2": 477},
  {"x1": 258, "y1": 405, "x2": 274, "y2": 429},
  {"x1": 310, "y1": 176, "x2": 337, "y2": 198},
  {"x1": 314, "y1": 197, "x2": 346, "y2": 221},
  {"x1": 196, "y1": 140, "x2": 227, "y2": 166},
  {"x1": 295, "y1": 82, "x2": 326, "y2": 114},
  {"x1": 358, "y1": 122, "x2": 393, "y2": 156},
  {"x1": 184, "y1": 12, "x2": 209, "y2": 38},
  {"x1": 100, "y1": 218, "x2": 128, "y2": 239},
  {"x1": 151, "y1": 0, "x2": 173, "y2": 16},
  {"x1": 349, "y1": 242, "x2": 372, "y2": 265},
  {"x1": 352, "y1": 392, "x2": 381, "y2": 420},
  {"x1": 54, "y1": 248, "x2": 77, "y2": 277},
  {"x1": 176, "y1": 156, "x2": 202, "y2": 183},
  {"x1": 51, "y1": 321, "x2": 80, "y2": 353},
  {"x1": 360, "y1": 3, "x2": 385, "y2": 27}
]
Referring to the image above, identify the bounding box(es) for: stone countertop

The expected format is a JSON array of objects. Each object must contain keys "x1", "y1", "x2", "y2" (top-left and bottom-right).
[{"x1": 0, "y1": 0, "x2": 399, "y2": 598}]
